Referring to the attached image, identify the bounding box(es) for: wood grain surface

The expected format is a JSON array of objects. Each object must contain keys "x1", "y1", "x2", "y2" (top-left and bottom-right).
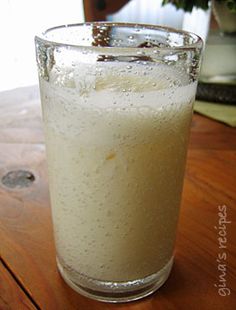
[
  {"x1": 0, "y1": 86, "x2": 235, "y2": 310},
  {"x1": 0, "y1": 259, "x2": 36, "y2": 310}
]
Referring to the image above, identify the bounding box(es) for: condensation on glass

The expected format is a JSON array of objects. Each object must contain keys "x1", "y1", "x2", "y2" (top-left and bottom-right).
[{"x1": 35, "y1": 23, "x2": 202, "y2": 303}]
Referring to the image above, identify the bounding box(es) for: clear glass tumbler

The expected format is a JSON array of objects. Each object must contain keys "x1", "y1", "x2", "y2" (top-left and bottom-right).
[{"x1": 35, "y1": 23, "x2": 202, "y2": 303}]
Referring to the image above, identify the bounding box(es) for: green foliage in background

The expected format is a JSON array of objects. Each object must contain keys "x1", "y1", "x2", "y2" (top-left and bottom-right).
[{"x1": 162, "y1": 0, "x2": 236, "y2": 12}]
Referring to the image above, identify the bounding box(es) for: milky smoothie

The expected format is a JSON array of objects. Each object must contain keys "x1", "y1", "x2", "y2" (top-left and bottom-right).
[{"x1": 40, "y1": 62, "x2": 196, "y2": 282}]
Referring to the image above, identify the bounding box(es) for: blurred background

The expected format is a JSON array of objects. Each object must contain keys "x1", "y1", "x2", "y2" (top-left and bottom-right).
[
  {"x1": 0, "y1": 0, "x2": 84, "y2": 91},
  {"x1": 0, "y1": 0, "x2": 214, "y2": 91}
]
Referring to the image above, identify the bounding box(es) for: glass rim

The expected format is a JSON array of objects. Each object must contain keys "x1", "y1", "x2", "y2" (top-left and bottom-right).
[{"x1": 35, "y1": 22, "x2": 203, "y2": 52}]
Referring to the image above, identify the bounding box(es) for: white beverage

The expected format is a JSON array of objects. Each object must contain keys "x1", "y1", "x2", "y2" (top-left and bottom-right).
[{"x1": 40, "y1": 63, "x2": 196, "y2": 282}]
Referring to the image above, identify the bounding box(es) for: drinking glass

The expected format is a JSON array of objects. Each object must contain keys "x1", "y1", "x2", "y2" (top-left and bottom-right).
[{"x1": 35, "y1": 23, "x2": 202, "y2": 303}]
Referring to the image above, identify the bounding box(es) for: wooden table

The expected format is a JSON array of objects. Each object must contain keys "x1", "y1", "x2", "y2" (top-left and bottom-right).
[{"x1": 0, "y1": 86, "x2": 235, "y2": 310}]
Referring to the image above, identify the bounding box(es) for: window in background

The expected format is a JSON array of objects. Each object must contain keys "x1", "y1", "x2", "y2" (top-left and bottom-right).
[
  {"x1": 107, "y1": 0, "x2": 210, "y2": 44},
  {"x1": 107, "y1": 0, "x2": 184, "y2": 29},
  {"x1": 0, "y1": 0, "x2": 210, "y2": 92},
  {"x1": 0, "y1": 0, "x2": 84, "y2": 91}
]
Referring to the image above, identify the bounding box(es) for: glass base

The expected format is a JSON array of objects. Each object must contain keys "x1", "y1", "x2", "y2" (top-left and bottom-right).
[{"x1": 57, "y1": 256, "x2": 173, "y2": 303}]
